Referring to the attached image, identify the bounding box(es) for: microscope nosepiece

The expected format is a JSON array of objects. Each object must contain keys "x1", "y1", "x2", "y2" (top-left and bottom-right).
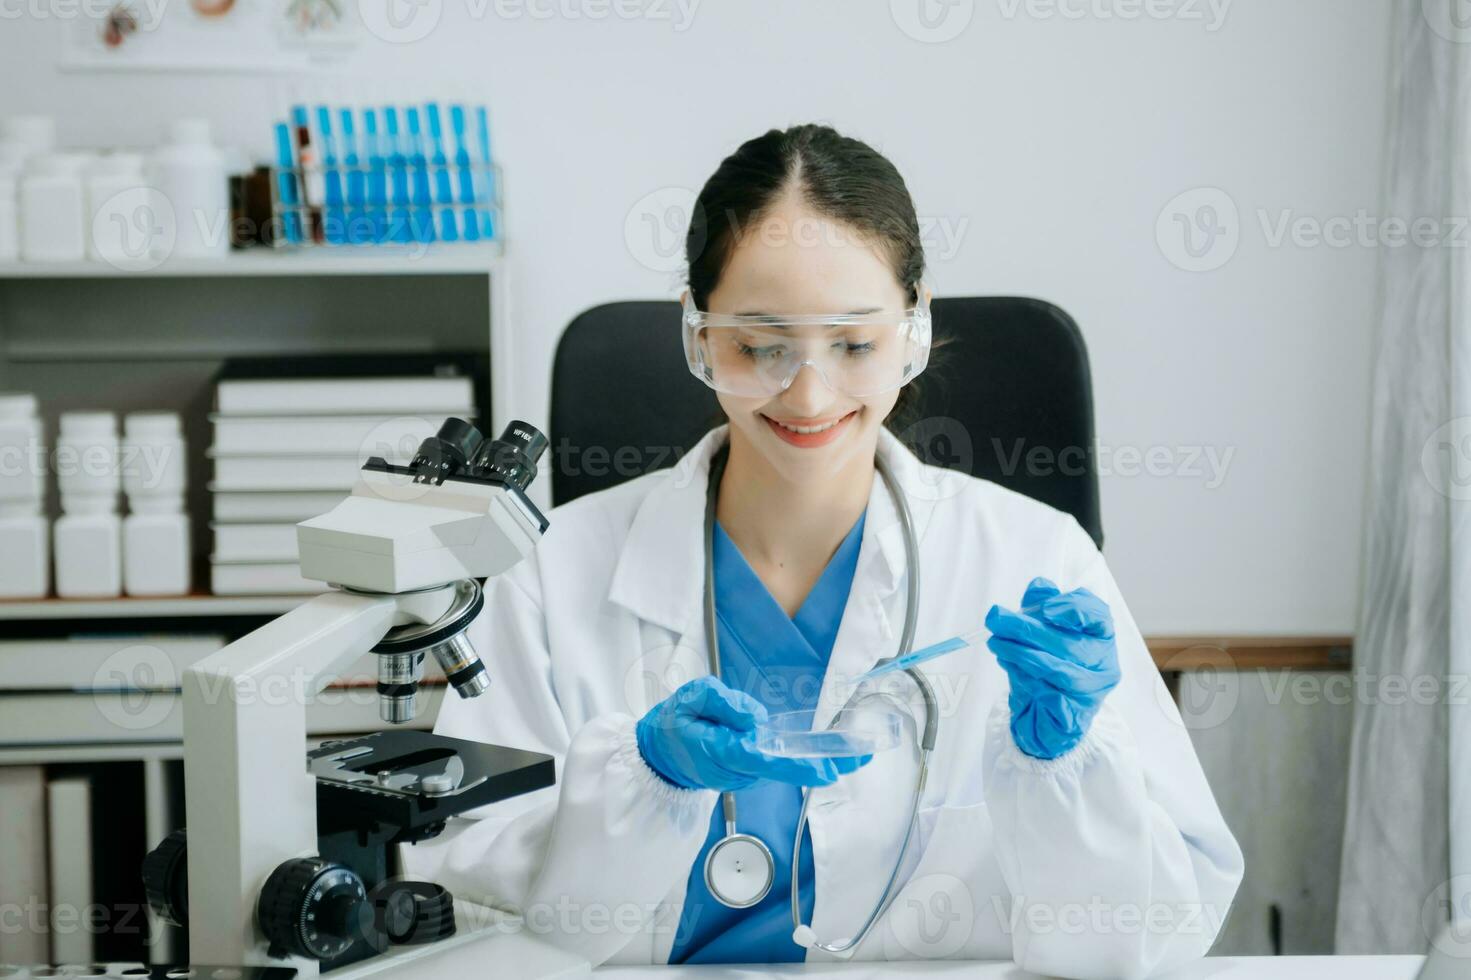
[{"x1": 370, "y1": 579, "x2": 488, "y2": 721}]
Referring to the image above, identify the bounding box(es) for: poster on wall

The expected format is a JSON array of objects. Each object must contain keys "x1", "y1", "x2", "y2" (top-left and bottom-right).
[{"x1": 63, "y1": 0, "x2": 361, "y2": 72}]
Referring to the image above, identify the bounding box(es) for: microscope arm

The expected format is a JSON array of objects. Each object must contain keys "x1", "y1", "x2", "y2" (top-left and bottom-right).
[{"x1": 181, "y1": 589, "x2": 402, "y2": 971}]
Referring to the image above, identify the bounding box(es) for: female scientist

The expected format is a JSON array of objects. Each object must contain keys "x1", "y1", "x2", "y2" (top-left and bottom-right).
[{"x1": 411, "y1": 124, "x2": 1243, "y2": 977}]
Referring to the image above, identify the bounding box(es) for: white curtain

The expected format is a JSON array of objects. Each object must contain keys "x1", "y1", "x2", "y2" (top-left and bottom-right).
[{"x1": 1336, "y1": 0, "x2": 1471, "y2": 953}]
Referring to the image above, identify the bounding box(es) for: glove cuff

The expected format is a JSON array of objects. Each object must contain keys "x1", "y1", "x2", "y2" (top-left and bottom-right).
[
  {"x1": 635, "y1": 706, "x2": 701, "y2": 790},
  {"x1": 992, "y1": 699, "x2": 1125, "y2": 779}
]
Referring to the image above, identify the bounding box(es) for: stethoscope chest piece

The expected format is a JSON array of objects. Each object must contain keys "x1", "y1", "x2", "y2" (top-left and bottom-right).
[{"x1": 703, "y1": 832, "x2": 775, "y2": 909}]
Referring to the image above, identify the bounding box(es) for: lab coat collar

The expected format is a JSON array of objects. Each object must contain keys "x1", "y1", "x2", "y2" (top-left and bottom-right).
[{"x1": 605, "y1": 423, "x2": 941, "y2": 642}]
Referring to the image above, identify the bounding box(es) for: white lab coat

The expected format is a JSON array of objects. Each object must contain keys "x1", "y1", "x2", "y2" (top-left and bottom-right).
[{"x1": 401, "y1": 425, "x2": 1243, "y2": 979}]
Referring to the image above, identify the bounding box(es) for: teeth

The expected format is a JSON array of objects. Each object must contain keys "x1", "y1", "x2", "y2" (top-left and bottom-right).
[{"x1": 772, "y1": 417, "x2": 843, "y2": 435}]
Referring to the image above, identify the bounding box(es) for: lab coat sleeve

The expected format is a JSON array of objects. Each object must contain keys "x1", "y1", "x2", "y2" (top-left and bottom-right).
[
  {"x1": 982, "y1": 520, "x2": 1245, "y2": 980},
  {"x1": 400, "y1": 557, "x2": 718, "y2": 966}
]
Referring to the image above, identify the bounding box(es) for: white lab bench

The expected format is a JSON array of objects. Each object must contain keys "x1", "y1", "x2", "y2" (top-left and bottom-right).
[{"x1": 594, "y1": 955, "x2": 1425, "y2": 979}]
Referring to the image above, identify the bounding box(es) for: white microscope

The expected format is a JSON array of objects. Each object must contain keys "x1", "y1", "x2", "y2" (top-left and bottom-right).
[{"x1": 140, "y1": 419, "x2": 588, "y2": 980}]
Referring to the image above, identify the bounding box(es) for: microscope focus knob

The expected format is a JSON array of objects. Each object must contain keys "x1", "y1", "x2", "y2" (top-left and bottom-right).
[
  {"x1": 141, "y1": 828, "x2": 189, "y2": 927},
  {"x1": 257, "y1": 856, "x2": 368, "y2": 961}
]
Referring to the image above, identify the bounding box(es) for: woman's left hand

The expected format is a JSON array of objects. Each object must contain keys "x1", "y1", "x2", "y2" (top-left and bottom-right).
[{"x1": 985, "y1": 577, "x2": 1121, "y2": 760}]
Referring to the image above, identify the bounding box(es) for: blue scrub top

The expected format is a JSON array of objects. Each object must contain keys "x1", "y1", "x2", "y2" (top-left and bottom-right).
[{"x1": 669, "y1": 510, "x2": 867, "y2": 964}]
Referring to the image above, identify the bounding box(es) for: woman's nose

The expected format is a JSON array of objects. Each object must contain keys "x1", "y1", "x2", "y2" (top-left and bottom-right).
[{"x1": 779, "y1": 362, "x2": 837, "y2": 415}]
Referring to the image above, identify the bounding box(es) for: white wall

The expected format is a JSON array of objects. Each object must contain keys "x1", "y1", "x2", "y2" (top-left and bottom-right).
[{"x1": 0, "y1": 0, "x2": 1392, "y2": 634}]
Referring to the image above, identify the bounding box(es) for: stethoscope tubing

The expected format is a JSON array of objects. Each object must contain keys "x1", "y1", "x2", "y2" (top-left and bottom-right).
[{"x1": 700, "y1": 438, "x2": 938, "y2": 954}]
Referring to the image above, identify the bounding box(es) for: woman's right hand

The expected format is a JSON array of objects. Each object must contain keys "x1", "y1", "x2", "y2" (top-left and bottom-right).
[{"x1": 635, "y1": 676, "x2": 868, "y2": 792}]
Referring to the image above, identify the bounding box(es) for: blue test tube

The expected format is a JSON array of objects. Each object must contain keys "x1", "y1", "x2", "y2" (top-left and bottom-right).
[
  {"x1": 450, "y1": 105, "x2": 479, "y2": 242},
  {"x1": 273, "y1": 123, "x2": 302, "y2": 244},
  {"x1": 316, "y1": 107, "x2": 345, "y2": 244},
  {"x1": 404, "y1": 107, "x2": 435, "y2": 243},
  {"x1": 426, "y1": 102, "x2": 457, "y2": 243},
  {"x1": 363, "y1": 108, "x2": 388, "y2": 243},
  {"x1": 474, "y1": 106, "x2": 496, "y2": 240},
  {"x1": 339, "y1": 107, "x2": 370, "y2": 245},
  {"x1": 383, "y1": 107, "x2": 412, "y2": 244}
]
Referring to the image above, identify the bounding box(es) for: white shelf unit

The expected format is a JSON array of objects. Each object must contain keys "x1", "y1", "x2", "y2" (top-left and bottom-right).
[
  {"x1": 0, "y1": 245, "x2": 515, "y2": 430},
  {"x1": 0, "y1": 243, "x2": 504, "y2": 278},
  {"x1": 0, "y1": 247, "x2": 498, "y2": 966},
  {"x1": 0, "y1": 593, "x2": 306, "y2": 620}
]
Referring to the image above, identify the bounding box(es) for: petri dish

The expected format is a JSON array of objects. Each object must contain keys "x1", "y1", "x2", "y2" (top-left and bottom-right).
[{"x1": 755, "y1": 702, "x2": 905, "y2": 759}]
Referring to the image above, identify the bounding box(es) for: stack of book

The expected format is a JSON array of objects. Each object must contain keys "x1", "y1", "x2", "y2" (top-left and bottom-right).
[{"x1": 209, "y1": 373, "x2": 476, "y2": 595}]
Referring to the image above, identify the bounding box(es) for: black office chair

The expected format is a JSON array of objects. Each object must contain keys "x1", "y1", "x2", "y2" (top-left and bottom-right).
[{"x1": 549, "y1": 296, "x2": 1103, "y2": 549}]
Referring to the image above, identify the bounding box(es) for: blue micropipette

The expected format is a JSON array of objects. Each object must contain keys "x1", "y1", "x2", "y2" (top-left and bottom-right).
[{"x1": 858, "y1": 628, "x2": 987, "y2": 683}]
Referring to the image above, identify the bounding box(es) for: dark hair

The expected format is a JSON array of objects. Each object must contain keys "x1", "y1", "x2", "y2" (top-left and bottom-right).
[{"x1": 685, "y1": 123, "x2": 934, "y2": 430}]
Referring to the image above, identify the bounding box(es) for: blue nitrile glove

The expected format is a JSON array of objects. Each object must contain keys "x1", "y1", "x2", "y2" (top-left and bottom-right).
[
  {"x1": 635, "y1": 675, "x2": 871, "y2": 792},
  {"x1": 985, "y1": 577, "x2": 1121, "y2": 760}
]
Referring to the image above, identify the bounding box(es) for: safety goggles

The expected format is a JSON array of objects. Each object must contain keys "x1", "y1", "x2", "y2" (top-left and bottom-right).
[{"x1": 681, "y1": 287, "x2": 933, "y2": 399}]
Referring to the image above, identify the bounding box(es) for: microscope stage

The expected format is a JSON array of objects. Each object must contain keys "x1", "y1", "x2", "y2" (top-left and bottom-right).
[{"x1": 309, "y1": 730, "x2": 554, "y2": 839}]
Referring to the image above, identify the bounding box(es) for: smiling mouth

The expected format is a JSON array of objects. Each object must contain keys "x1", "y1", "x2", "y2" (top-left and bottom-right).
[
  {"x1": 765, "y1": 414, "x2": 851, "y2": 435},
  {"x1": 759, "y1": 410, "x2": 859, "y2": 447}
]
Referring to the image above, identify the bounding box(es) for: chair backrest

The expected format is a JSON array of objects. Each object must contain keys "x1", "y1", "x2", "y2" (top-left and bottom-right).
[{"x1": 549, "y1": 296, "x2": 1103, "y2": 549}]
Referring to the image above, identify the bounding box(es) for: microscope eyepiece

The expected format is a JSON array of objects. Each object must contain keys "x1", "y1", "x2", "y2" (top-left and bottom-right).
[
  {"x1": 405, "y1": 418, "x2": 546, "y2": 492},
  {"x1": 408, "y1": 417, "x2": 484, "y2": 483},
  {"x1": 471, "y1": 421, "x2": 548, "y2": 492}
]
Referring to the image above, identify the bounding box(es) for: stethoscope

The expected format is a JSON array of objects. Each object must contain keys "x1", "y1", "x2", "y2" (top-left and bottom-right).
[{"x1": 700, "y1": 442, "x2": 939, "y2": 955}]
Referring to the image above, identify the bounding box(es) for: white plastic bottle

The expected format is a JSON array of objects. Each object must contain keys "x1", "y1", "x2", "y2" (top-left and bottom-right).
[
  {"x1": 122, "y1": 412, "x2": 191, "y2": 596},
  {"x1": 20, "y1": 152, "x2": 90, "y2": 263},
  {"x1": 54, "y1": 411, "x2": 122, "y2": 598},
  {"x1": 0, "y1": 393, "x2": 47, "y2": 597},
  {"x1": 0, "y1": 115, "x2": 57, "y2": 172},
  {"x1": 150, "y1": 119, "x2": 229, "y2": 261},
  {"x1": 87, "y1": 152, "x2": 149, "y2": 265}
]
